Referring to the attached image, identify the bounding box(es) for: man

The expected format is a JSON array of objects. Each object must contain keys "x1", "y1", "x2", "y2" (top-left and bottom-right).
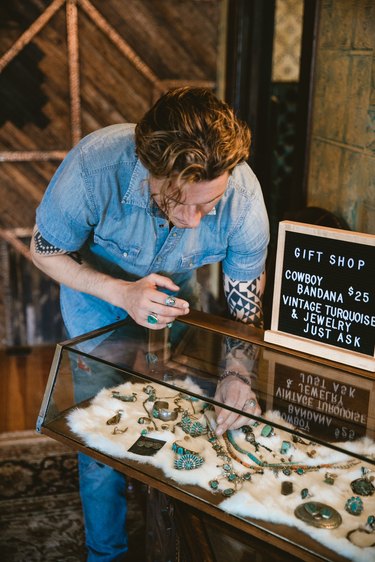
[{"x1": 31, "y1": 87, "x2": 269, "y2": 561}]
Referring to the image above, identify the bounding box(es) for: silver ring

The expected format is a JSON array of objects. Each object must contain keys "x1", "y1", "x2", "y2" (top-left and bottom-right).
[
  {"x1": 165, "y1": 296, "x2": 176, "y2": 307},
  {"x1": 244, "y1": 399, "x2": 256, "y2": 410}
]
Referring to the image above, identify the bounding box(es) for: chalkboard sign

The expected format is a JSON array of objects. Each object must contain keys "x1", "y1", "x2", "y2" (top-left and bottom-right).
[{"x1": 264, "y1": 221, "x2": 375, "y2": 372}]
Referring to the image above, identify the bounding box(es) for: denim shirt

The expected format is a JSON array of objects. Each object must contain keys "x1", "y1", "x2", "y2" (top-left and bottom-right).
[{"x1": 36, "y1": 124, "x2": 269, "y2": 338}]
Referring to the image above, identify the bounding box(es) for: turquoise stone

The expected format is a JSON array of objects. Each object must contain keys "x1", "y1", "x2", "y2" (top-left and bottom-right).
[
  {"x1": 141, "y1": 429, "x2": 148, "y2": 436},
  {"x1": 304, "y1": 502, "x2": 319, "y2": 516},
  {"x1": 280, "y1": 441, "x2": 291, "y2": 454},
  {"x1": 209, "y1": 480, "x2": 219, "y2": 490},
  {"x1": 301, "y1": 488, "x2": 309, "y2": 499},
  {"x1": 261, "y1": 424, "x2": 274, "y2": 437},
  {"x1": 223, "y1": 488, "x2": 234, "y2": 497},
  {"x1": 320, "y1": 507, "x2": 332, "y2": 519},
  {"x1": 345, "y1": 496, "x2": 364, "y2": 515}
]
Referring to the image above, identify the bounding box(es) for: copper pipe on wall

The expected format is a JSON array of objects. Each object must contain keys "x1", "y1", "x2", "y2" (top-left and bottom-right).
[{"x1": 66, "y1": 0, "x2": 82, "y2": 145}]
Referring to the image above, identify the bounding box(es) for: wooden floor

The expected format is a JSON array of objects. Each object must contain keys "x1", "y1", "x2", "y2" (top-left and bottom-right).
[{"x1": 0, "y1": 345, "x2": 55, "y2": 432}]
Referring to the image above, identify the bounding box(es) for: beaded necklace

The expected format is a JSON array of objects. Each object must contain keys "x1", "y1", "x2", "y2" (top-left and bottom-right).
[
  {"x1": 204, "y1": 414, "x2": 254, "y2": 497},
  {"x1": 225, "y1": 430, "x2": 361, "y2": 475}
]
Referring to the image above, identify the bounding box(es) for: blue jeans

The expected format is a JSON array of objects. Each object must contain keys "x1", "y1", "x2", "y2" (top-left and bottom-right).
[
  {"x1": 78, "y1": 453, "x2": 128, "y2": 561},
  {"x1": 70, "y1": 351, "x2": 130, "y2": 561}
]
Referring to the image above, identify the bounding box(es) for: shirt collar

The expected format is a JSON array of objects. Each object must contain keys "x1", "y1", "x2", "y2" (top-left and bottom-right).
[{"x1": 122, "y1": 158, "x2": 152, "y2": 212}]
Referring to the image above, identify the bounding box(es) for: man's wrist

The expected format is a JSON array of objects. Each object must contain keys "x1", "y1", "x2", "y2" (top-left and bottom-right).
[{"x1": 218, "y1": 370, "x2": 252, "y2": 387}]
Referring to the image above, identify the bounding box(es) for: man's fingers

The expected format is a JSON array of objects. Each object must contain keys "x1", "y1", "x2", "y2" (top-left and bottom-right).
[{"x1": 150, "y1": 273, "x2": 180, "y2": 291}]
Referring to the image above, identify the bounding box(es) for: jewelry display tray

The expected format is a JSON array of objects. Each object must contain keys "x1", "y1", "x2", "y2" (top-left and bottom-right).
[{"x1": 37, "y1": 310, "x2": 375, "y2": 562}]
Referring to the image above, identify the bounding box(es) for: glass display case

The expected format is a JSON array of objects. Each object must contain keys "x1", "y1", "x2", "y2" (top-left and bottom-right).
[{"x1": 37, "y1": 310, "x2": 375, "y2": 562}]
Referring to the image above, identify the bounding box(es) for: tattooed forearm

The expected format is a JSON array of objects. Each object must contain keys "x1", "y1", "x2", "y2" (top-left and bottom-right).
[
  {"x1": 223, "y1": 271, "x2": 266, "y2": 328},
  {"x1": 33, "y1": 228, "x2": 82, "y2": 263}
]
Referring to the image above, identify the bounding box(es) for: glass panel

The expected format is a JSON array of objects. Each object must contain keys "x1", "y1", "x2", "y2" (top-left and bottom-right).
[
  {"x1": 47, "y1": 317, "x2": 375, "y2": 464},
  {"x1": 40, "y1": 317, "x2": 375, "y2": 560}
]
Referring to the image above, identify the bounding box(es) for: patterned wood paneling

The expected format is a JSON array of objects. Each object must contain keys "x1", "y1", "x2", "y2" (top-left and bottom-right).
[
  {"x1": 0, "y1": 0, "x2": 222, "y2": 345},
  {"x1": 0, "y1": 0, "x2": 220, "y2": 229}
]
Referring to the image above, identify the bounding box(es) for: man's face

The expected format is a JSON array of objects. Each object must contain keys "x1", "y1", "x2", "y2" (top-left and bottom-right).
[{"x1": 151, "y1": 172, "x2": 229, "y2": 229}]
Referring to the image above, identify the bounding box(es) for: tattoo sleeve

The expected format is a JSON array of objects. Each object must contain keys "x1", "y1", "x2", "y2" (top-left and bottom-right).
[
  {"x1": 222, "y1": 271, "x2": 266, "y2": 380},
  {"x1": 223, "y1": 271, "x2": 265, "y2": 328},
  {"x1": 33, "y1": 228, "x2": 82, "y2": 264}
]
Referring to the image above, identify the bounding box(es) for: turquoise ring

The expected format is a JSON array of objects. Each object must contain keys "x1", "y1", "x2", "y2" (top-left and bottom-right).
[
  {"x1": 147, "y1": 313, "x2": 158, "y2": 325},
  {"x1": 165, "y1": 296, "x2": 176, "y2": 306}
]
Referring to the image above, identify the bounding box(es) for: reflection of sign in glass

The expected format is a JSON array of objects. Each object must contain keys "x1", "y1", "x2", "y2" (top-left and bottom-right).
[
  {"x1": 262, "y1": 350, "x2": 375, "y2": 446},
  {"x1": 265, "y1": 221, "x2": 375, "y2": 371},
  {"x1": 273, "y1": 363, "x2": 369, "y2": 442}
]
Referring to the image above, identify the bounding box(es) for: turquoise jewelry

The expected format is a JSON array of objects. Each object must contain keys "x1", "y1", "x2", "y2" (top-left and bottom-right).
[
  {"x1": 180, "y1": 411, "x2": 207, "y2": 437},
  {"x1": 152, "y1": 401, "x2": 168, "y2": 417},
  {"x1": 260, "y1": 424, "x2": 274, "y2": 437},
  {"x1": 324, "y1": 472, "x2": 337, "y2": 485},
  {"x1": 147, "y1": 313, "x2": 158, "y2": 325},
  {"x1": 301, "y1": 488, "x2": 312, "y2": 499},
  {"x1": 346, "y1": 515, "x2": 375, "y2": 547},
  {"x1": 143, "y1": 385, "x2": 156, "y2": 398},
  {"x1": 172, "y1": 438, "x2": 201, "y2": 457},
  {"x1": 158, "y1": 409, "x2": 178, "y2": 422},
  {"x1": 226, "y1": 429, "x2": 360, "y2": 474},
  {"x1": 106, "y1": 410, "x2": 123, "y2": 425},
  {"x1": 241, "y1": 426, "x2": 271, "y2": 453},
  {"x1": 111, "y1": 390, "x2": 137, "y2": 402},
  {"x1": 165, "y1": 296, "x2": 176, "y2": 306},
  {"x1": 295, "y1": 502, "x2": 342, "y2": 529},
  {"x1": 152, "y1": 401, "x2": 178, "y2": 422},
  {"x1": 345, "y1": 496, "x2": 364, "y2": 516},
  {"x1": 280, "y1": 441, "x2": 292, "y2": 455},
  {"x1": 173, "y1": 436, "x2": 204, "y2": 470},
  {"x1": 205, "y1": 414, "x2": 253, "y2": 497},
  {"x1": 350, "y1": 467, "x2": 375, "y2": 497},
  {"x1": 174, "y1": 453, "x2": 204, "y2": 470}
]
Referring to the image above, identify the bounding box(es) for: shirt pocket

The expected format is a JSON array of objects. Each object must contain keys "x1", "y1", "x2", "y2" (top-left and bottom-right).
[
  {"x1": 93, "y1": 233, "x2": 141, "y2": 266},
  {"x1": 179, "y1": 251, "x2": 226, "y2": 271}
]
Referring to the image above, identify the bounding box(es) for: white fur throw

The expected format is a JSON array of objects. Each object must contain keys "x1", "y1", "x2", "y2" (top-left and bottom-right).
[{"x1": 67, "y1": 379, "x2": 375, "y2": 561}]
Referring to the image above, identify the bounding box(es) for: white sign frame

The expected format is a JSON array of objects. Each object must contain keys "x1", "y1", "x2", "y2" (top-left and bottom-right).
[{"x1": 264, "y1": 221, "x2": 375, "y2": 372}]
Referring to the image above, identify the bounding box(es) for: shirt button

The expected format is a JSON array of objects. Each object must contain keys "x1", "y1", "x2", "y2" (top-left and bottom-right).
[
  {"x1": 189, "y1": 262, "x2": 193, "y2": 267},
  {"x1": 172, "y1": 233, "x2": 177, "y2": 237},
  {"x1": 123, "y1": 252, "x2": 128, "y2": 257}
]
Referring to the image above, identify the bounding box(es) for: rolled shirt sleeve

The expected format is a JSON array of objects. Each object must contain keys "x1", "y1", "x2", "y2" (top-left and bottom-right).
[
  {"x1": 36, "y1": 145, "x2": 98, "y2": 251},
  {"x1": 222, "y1": 163, "x2": 270, "y2": 280}
]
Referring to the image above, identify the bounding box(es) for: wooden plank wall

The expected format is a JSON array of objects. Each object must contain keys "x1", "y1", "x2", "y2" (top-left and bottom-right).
[{"x1": 0, "y1": 0, "x2": 222, "y2": 346}]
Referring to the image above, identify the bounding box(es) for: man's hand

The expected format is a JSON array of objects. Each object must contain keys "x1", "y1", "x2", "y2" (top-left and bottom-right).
[
  {"x1": 117, "y1": 273, "x2": 190, "y2": 329},
  {"x1": 30, "y1": 229, "x2": 189, "y2": 330},
  {"x1": 214, "y1": 375, "x2": 261, "y2": 436}
]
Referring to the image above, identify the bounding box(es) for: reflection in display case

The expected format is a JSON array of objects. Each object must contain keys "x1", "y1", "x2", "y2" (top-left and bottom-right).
[{"x1": 37, "y1": 311, "x2": 375, "y2": 562}]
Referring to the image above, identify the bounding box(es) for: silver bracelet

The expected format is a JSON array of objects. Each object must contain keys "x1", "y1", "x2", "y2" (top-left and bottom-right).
[{"x1": 218, "y1": 370, "x2": 252, "y2": 387}]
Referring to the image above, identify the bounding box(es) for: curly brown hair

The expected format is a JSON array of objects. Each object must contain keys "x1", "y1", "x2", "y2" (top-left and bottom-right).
[{"x1": 135, "y1": 87, "x2": 251, "y2": 210}]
